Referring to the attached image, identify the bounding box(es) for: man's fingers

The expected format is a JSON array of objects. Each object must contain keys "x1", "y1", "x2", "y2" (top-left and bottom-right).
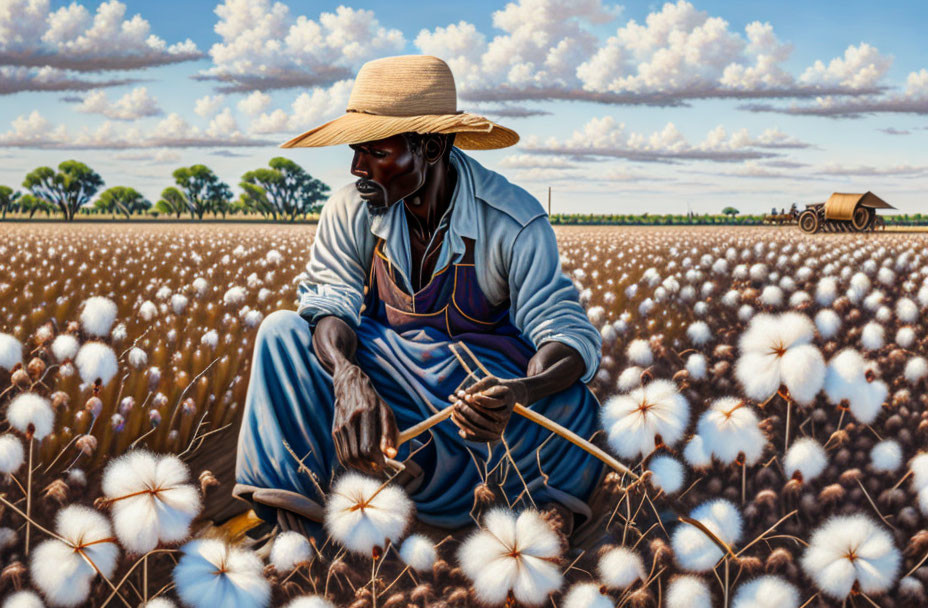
[
  {"x1": 479, "y1": 384, "x2": 509, "y2": 399},
  {"x1": 461, "y1": 376, "x2": 497, "y2": 395},
  {"x1": 359, "y1": 410, "x2": 374, "y2": 465},
  {"x1": 454, "y1": 403, "x2": 498, "y2": 434},
  {"x1": 380, "y1": 403, "x2": 399, "y2": 459},
  {"x1": 471, "y1": 393, "x2": 507, "y2": 412},
  {"x1": 345, "y1": 416, "x2": 360, "y2": 466}
]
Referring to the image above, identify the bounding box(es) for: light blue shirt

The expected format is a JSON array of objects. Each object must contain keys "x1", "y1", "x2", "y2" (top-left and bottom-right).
[{"x1": 296, "y1": 147, "x2": 602, "y2": 383}]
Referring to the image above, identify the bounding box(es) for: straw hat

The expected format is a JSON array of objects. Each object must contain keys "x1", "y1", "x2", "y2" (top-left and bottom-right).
[{"x1": 280, "y1": 55, "x2": 519, "y2": 150}]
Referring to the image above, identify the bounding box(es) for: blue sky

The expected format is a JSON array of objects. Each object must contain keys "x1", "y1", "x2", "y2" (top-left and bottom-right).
[{"x1": 1, "y1": 0, "x2": 927, "y2": 214}]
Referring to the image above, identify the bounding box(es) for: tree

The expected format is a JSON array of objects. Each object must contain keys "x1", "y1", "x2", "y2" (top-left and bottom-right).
[
  {"x1": 0, "y1": 186, "x2": 20, "y2": 220},
  {"x1": 722, "y1": 206, "x2": 740, "y2": 218},
  {"x1": 172, "y1": 165, "x2": 232, "y2": 220},
  {"x1": 241, "y1": 157, "x2": 330, "y2": 222},
  {"x1": 95, "y1": 186, "x2": 151, "y2": 219},
  {"x1": 23, "y1": 161, "x2": 104, "y2": 221},
  {"x1": 155, "y1": 187, "x2": 188, "y2": 218},
  {"x1": 17, "y1": 194, "x2": 55, "y2": 218}
]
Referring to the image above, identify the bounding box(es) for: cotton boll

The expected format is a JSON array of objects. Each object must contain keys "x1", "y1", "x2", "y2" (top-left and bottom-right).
[
  {"x1": 201, "y1": 330, "x2": 219, "y2": 349},
  {"x1": 244, "y1": 309, "x2": 264, "y2": 328},
  {"x1": 2, "y1": 591, "x2": 45, "y2": 608},
  {"x1": 905, "y1": 357, "x2": 928, "y2": 384},
  {"x1": 783, "y1": 438, "x2": 827, "y2": 481},
  {"x1": 139, "y1": 300, "x2": 158, "y2": 321},
  {"x1": 80, "y1": 296, "x2": 118, "y2": 337},
  {"x1": 626, "y1": 339, "x2": 653, "y2": 366},
  {"x1": 693, "y1": 301, "x2": 708, "y2": 316},
  {"x1": 7, "y1": 393, "x2": 54, "y2": 439},
  {"x1": 733, "y1": 264, "x2": 748, "y2": 280},
  {"x1": 224, "y1": 286, "x2": 246, "y2": 307},
  {"x1": 722, "y1": 289, "x2": 740, "y2": 308},
  {"x1": 749, "y1": 263, "x2": 768, "y2": 282},
  {"x1": 174, "y1": 539, "x2": 269, "y2": 608},
  {"x1": 666, "y1": 575, "x2": 712, "y2": 608},
  {"x1": 143, "y1": 600, "x2": 176, "y2": 608},
  {"x1": 683, "y1": 434, "x2": 712, "y2": 469},
  {"x1": 325, "y1": 473, "x2": 413, "y2": 555},
  {"x1": 788, "y1": 291, "x2": 810, "y2": 308},
  {"x1": 617, "y1": 366, "x2": 643, "y2": 392},
  {"x1": 0, "y1": 332, "x2": 23, "y2": 371},
  {"x1": 896, "y1": 326, "x2": 916, "y2": 348},
  {"x1": 647, "y1": 455, "x2": 685, "y2": 494},
  {"x1": 128, "y1": 347, "x2": 148, "y2": 369},
  {"x1": 638, "y1": 297, "x2": 654, "y2": 316},
  {"x1": 562, "y1": 583, "x2": 613, "y2": 608},
  {"x1": 759, "y1": 286, "x2": 783, "y2": 308},
  {"x1": 875, "y1": 305, "x2": 892, "y2": 323},
  {"x1": 870, "y1": 440, "x2": 902, "y2": 473},
  {"x1": 270, "y1": 532, "x2": 311, "y2": 572},
  {"x1": 602, "y1": 380, "x2": 690, "y2": 459},
  {"x1": 779, "y1": 344, "x2": 826, "y2": 405},
  {"x1": 687, "y1": 321, "x2": 712, "y2": 346},
  {"x1": 863, "y1": 290, "x2": 884, "y2": 312},
  {"x1": 731, "y1": 576, "x2": 799, "y2": 608},
  {"x1": 814, "y1": 309, "x2": 841, "y2": 340},
  {"x1": 75, "y1": 342, "x2": 118, "y2": 386},
  {"x1": 192, "y1": 277, "x2": 208, "y2": 297},
  {"x1": 51, "y1": 334, "x2": 79, "y2": 362},
  {"x1": 597, "y1": 547, "x2": 645, "y2": 589},
  {"x1": 284, "y1": 597, "x2": 335, "y2": 608},
  {"x1": 587, "y1": 306, "x2": 606, "y2": 327},
  {"x1": 697, "y1": 397, "x2": 765, "y2": 466},
  {"x1": 0, "y1": 434, "x2": 25, "y2": 474},
  {"x1": 171, "y1": 294, "x2": 189, "y2": 315},
  {"x1": 686, "y1": 354, "x2": 707, "y2": 381},
  {"x1": 399, "y1": 534, "x2": 437, "y2": 572},
  {"x1": 816, "y1": 277, "x2": 838, "y2": 307},
  {"x1": 738, "y1": 304, "x2": 754, "y2": 322},
  {"x1": 672, "y1": 499, "x2": 743, "y2": 571},
  {"x1": 861, "y1": 322, "x2": 885, "y2": 351}
]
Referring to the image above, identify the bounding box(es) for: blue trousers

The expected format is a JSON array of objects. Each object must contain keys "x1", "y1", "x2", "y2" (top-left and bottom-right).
[{"x1": 234, "y1": 310, "x2": 604, "y2": 530}]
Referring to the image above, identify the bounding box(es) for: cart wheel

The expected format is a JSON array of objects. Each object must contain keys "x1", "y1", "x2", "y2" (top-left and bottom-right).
[
  {"x1": 852, "y1": 206, "x2": 873, "y2": 231},
  {"x1": 799, "y1": 210, "x2": 819, "y2": 233}
]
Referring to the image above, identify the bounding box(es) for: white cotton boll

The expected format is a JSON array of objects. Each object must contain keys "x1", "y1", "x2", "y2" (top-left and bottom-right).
[
  {"x1": 0, "y1": 527, "x2": 16, "y2": 550},
  {"x1": 919, "y1": 286, "x2": 928, "y2": 308},
  {"x1": 814, "y1": 309, "x2": 841, "y2": 340},
  {"x1": 224, "y1": 286, "x2": 246, "y2": 307},
  {"x1": 626, "y1": 339, "x2": 653, "y2": 366},
  {"x1": 171, "y1": 294, "x2": 189, "y2": 315},
  {"x1": 602, "y1": 380, "x2": 690, "y2": 459},
  {"x1": 897, "y1": 297, "x2": 919, "y2": 323},
  {"x1": 2, "y1": 591, "x2": 45, "y2": 608},
  {"x1": 587, "y1": 305, "x2": 606, "y2": 327},
  {"x1": 399, "y1": 534, "x2": 437, "y2": 572},
  {"x1": 731, "y1": 575, "x2": 799, "y2": 608},
  {"x1": 683, "y1": 435, "x2": 712, "y2": 469},
  {"x1": 697, "y1": 397, "x2": 766, "y2": 466},
  {"x1": 128, "y1": 347, "x2": 148, "y2": 369},
  {"x1": 51, "y1": 334, "x2": 79, "y2": 362},
  {"x1": 75, "y1": 341, "x2": 118, "y2": 386},
  {"x1": 7, "y1": 393, "x2": 54, "y2": 439},
  {"x1": 458, "y1": 508, "x2": 563, "y2": 606},
  {"x1": 749, "y1": 263, "x2": 768, "y2": 282},
  {"x1": 788, "y1": 291, "x2": 810, "y2": 308},
  {"x1": 816, "y1": 277, "x2": 838, "y2": 307},
  {"x1": 896, "y1": 326, "x2": 916, "y2": 348},
  {"x1": 647, "y1": 454, "x2": 685, "y2": 494},
  {"x1": 0, "y1": 332, "x2": 23, "y2": 371},
  {"x1": 733, "y1": 264, "x2": 748, "y2": 280},
  {"x1": 910, "y1": 453, "x2": 928, "y2": 490},
  {"x1": 0, "y1": 434, "x2": 25, "y2": 474},
  {"x1": 783, "y1": 438, "x2": 827, "y2": 481},
  {"x1": 597, "y1": 547, "x2": 645, "y2": 589},
  {"x1": 801, "y1": 514, "x2": 900, "y2": 599},
  {"x1": 760, "y1": 285, "x2": 783, "y2": 308},
  {"x1": 244, "y1": 309, "x2": 264, "y2": 328},
  {"x1": 797, "y1": 266, "x2": 813, "y2": 281},
  {"x1": 722, "y1": 289, "x2": 740, "y2": 308},
  {"x1": 679, "y1": 285, "x2": 696, "y2": 301},
  {"x1": 693, "y1": 301, "x2": 708, "y2": 316},
  {"x1": 666, "y1": 575, "x2": 712, "y2": 608},
  {"x1": 687, "y1": 321, "x2": 712, "y2": 346},
  {"x1": 174, "y1": 539, "x2": 269, "y2": 608},
  {"x1": 192, "y1": 278, "x2": 208, "y2": 297},
  {"x1": 80, "y1": 296, "x2": 118, "y2": 337},
  {"x1": 265, "y1": 249, "x2": 283, "y2": 265},
  {"x1": 270, "y1": 531, "x2": 311, "y2": 572},
  {"x1": 686, "y1": 353, "x2": 707, "y2": 380},
  {"x1": 738, "y1": 304, "x2": 754, "y2": 322},
  {"x1": 201, "y1": 329, "x2": 219, "y2": 349},
  {"x1": 861, "y1": 322, "x2": 885, "y2": 351},
  {"x1": 672, "y1": 499, "x2": 743, "y2": 572},
  {"x1": 850, "y1": 272, "x2": 871, "y2": 295},
  {"x1": 143, "y1": 600, "x2": 176, "y2": 608},
  {"x1": 779, "y1": 344, "x2": 826, "y2": 405},
  {"x1": 617, "y1": 366, "x2": 642, "y2": 392},
  {"x1": 625, "y1": 283, "x2": 638, "y2": 299},
  {"x1": 139, "y1": 300, "x2": 158, "y2": 321},
  {"x1": 246, "y1": 272, "x2": 261, "y2": 290},
  {"x1": 905, "y1": 357, "x2": 928, "y2": 384},
  {"x1": 156, "y1": 286, "x2": 172, "y2": 301},
  {"x1": 258, "y1": 287, "x2": 272, "y2": 303},
  {"x1": 863, "y1": 290, "x2": 884, "y2": 311},
  {"x1": 562, "y1": 583, "x2": 612, "y2": 608},
  {"x1": 875, "y1": 305, "x2": 892, "y2": 323},
  {"x1": 325, "y1": 473, "x2": 413, "y2": 555},
  {"x1": 638, "y1": 297, "x2": 654, "y2": 316},
  {"x1": 284, "y1": 597, "x2": 335, "y2": 608},
  {"x1": 712, "y1": 259, "x2": 728, "y2": 275},
  {"x1": 871, "y1": 440, "x2": 903, "y2": 473}
]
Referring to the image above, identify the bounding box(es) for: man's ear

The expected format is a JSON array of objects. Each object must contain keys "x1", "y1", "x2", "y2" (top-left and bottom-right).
[{"x1": 423, "y1": 134, "x2": 446, "y2": 165}]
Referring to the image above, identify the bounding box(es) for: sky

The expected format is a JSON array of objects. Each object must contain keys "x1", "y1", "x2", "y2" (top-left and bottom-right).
[{"x1": 1, "y1": 0, "x2": 927, "y2": 215}]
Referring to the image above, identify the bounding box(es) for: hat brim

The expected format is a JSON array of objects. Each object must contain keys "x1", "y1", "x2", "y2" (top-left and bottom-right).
[{"x1": 279, "y1": 111, "x2": 519, "y2": 150}]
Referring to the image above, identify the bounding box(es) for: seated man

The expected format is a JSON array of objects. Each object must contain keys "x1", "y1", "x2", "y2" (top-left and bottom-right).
[{"x1": 234, "y1": 55, "x2": 604, "y2": 539}]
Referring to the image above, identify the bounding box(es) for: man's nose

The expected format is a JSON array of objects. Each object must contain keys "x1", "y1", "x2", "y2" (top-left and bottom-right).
[{"x1": 351, "y1": 152, "x2": 369, "y2": 178}]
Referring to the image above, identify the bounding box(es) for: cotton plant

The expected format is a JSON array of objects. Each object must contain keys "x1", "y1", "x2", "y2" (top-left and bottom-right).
[
  {"x1": 731, "y1": 575, "x2": 799, "y2": 608},
  {"x1": 823, "y1": 349, "x2": 888, "y2": 425},
  {"x1": 173, "y1": 539, "x2": 269, "y2": 608},
  {"x1": 7, "y1": 392, "x2": 54, "y2": 555},
  {"x1": 562, "y1": 583, "x2": 613, "y2": 608},
  {"x1": 601, "y1": 379, "x2": 690, "y2": 460},
  {"x1": 597, "y1": 546, "x2": 645, "y2": 590},
  {"x1": 672, "y1": 499, "x2": 743, "y2": 573}
]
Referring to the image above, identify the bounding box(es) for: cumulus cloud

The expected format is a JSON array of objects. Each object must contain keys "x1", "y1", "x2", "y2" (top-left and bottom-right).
[
  {"x1": 197, "y1": 0, "x2": 404, "y2": 92},
  {"x1": 237, "y1": 91, "x2": 272, "y2": 116},
  {"x1": 0, "y1": 65, "x2": 137, "y2": 94},
  {"x1": 194, "y1": 95, "x2": 227, "y2": 118},
  {"x1": 76, "y1": 87, "x2": 161, "y2": 120},
  {"x1": 0, "y1": 0, "x2": 201, "y2": 71},
  {"x1": 0, "y1": 110, "x2": 273, "y2": 149},
  {"x1": 816, "y1": 163, "x2": 928, "y2": 177},
  {"x1": 521, "y1": 116, "x2": 810, "y2": 163},
  {"x1": 248, "y1": 79, "x2": 353, "y2": 135},
  {"x1": 498, "y1": 154, "x2": 577, "y2": 170}
]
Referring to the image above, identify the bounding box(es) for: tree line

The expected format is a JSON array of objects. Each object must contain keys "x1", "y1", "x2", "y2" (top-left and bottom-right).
[{"x1": 0, "y1": 158, "x2": 330, "y2": 221}]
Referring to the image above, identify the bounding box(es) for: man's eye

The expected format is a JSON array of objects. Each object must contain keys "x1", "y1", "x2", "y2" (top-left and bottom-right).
[{"x1": 372, "y1": 150, "x2": 387, "y2": 158}]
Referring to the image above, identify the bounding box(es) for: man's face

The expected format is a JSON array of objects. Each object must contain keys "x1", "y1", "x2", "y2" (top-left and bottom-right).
[{"x1": 349, "y1": 135, "x2": 426, "y2": 215}]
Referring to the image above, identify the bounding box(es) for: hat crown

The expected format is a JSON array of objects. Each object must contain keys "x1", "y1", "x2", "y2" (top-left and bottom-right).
[{"x1": 347, "y1": 55, "x2": 458, "y2": 117}]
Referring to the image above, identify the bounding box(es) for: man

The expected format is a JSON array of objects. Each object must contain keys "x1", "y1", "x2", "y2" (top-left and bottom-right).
[{"x1": 234, "y1": 55, "x2": 604, "y2": 539}]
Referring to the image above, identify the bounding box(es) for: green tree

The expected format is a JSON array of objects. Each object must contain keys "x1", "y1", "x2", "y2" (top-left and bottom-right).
[
  {"x1": 155, "y1": 187, "x2": 188, "y2": 218},
  {"x1": 722, "y1": 206, "x2": 740, "y2": 218},
  {"x1": 17, "y1": 194, "x2": 55, "y2": 218},
  {"x1": 241, "y1": 157, "x2": 330, "y2": 222},
  {"x1": 95, "y1": 186, "x2": 151, "y2": 219},
  {"x1": 172, "y1": 164, "x2": 232, "y2": 220},
  {"x1": 22, "y1": 161, "x2": 104, "y2": 221},
  {"x1": 0, "y1": 186, "x2": 21, "y2": 220},
  {"x1": 238, "y1": 184, "x2": 275, "y2": 218}
]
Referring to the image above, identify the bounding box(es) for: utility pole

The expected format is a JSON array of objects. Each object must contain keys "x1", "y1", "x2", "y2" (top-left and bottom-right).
[{"x1": 547, "y1": 186, "x2": 552, "y2": 216}]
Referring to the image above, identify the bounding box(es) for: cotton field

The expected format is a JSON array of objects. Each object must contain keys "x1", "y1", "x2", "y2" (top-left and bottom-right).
[{"x1": 1, "y1": 224, "x2": 928, "y2": 608}]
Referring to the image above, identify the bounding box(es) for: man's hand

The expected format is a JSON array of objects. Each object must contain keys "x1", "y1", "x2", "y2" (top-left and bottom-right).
[
  {"x1": 448, "y1": 376, "x2": 528, "y2": 442},
  {"x1": 331, "y1": 362, "x2": 399, "y2": 475}
]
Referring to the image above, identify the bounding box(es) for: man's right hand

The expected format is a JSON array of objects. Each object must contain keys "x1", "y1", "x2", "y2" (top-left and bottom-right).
[{"x1": 331, "y1": 362, "x2": 399, "y2": 475}]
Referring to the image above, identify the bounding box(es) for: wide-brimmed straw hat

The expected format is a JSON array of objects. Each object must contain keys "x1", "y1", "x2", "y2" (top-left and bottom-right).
[{"x1": 280, "y1": 55, "x2": 519, "y2": 150}]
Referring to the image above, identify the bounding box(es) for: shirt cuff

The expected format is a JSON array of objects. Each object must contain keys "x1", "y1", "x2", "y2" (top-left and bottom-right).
[{"x1": 297, "y1": 293, "x2": 360, "y2": 329}]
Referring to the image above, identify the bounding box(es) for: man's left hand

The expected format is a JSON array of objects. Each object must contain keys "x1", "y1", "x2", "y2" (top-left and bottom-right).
[{"x1": 448, "y1": 376, "x2": 528, "y2": 442}]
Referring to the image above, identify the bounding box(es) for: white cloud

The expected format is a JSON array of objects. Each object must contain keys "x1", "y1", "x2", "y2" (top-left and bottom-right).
[
  {"x1": 194, "y1": 95, "x2": 227, "y2": 118},
  {"x1": 817, "y1": 163, "x2": 928, "y2": 177},
  {"x1": 521, "y1": 116, "x2": 809, "y2": 163},
  {"x1": 0, "y1": 65, "x2": 136, "y2": 94},
  {"x1": 76, "y1": 87, "x2": 161, "y2": 120},
  {"x1": 114, "y1": 149, "x2": 182, "y2": 164},
  {"x1": 0, "y1": 0, "x2": 201, "y2": 71},
  {"x1": 498, "y1": 154, "x2": 577, "y2": 170},
  {"x1": 0, "y1": 110, "x2": 272, "y2": 149},
  {"x1": 248, "y1": 79, "x2": 353, "y2": 135},
  {"x1": 237, "y1": 91, "x2": 272, "y2": 116},
  {"x1": 799, "y1": 43, "x2": 891, "y2": 89},
  {"x1": 199, "y1": 0, "x2": 404, "y2": 91}
]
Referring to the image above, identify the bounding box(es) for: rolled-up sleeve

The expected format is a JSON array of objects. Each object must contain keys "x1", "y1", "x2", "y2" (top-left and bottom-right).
[
  {"x1": 296, "y1": 186, "x2": 369, "y2": 328},
  {"x1": 506, "y1": 217, "x2": 602, "y2": 383}
]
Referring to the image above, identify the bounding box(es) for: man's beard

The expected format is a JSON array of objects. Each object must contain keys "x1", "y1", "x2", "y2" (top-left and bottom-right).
[{"x1": 366, "y1": 200, "x2": 392, "y2": 216}]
